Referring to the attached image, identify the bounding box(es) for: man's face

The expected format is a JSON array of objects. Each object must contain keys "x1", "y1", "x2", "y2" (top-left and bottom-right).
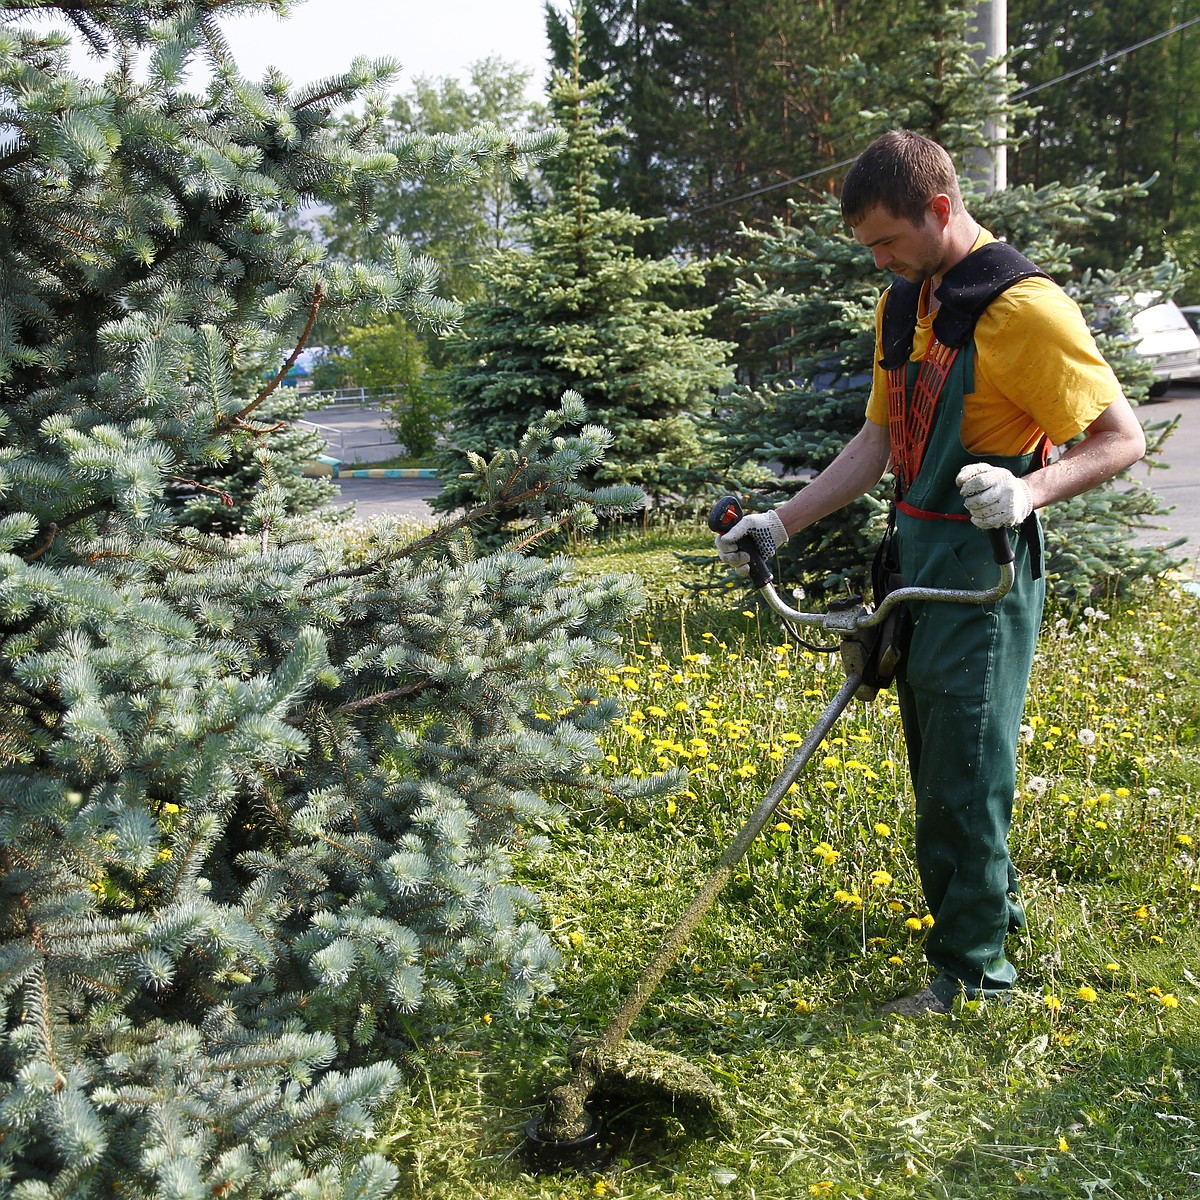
[{"x1": 850, "y1": 202, "x2": 946, "y2": 284}]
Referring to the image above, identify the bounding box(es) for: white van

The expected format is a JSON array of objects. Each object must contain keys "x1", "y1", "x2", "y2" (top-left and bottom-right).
[{"x1": 1131, "y1": 299, "x2": 1200, "y2": 396}]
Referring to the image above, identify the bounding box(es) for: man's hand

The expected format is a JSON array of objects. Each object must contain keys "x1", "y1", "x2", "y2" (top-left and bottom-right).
[
  {"x1": 956, "y1": 463, "x2": 1034, "y2": 529},
  {"x1": 714, "y1": 509, "x2": 789, "y2": 575}
]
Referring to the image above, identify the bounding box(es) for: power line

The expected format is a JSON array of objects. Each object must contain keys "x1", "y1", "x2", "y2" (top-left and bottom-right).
[
  {"x1": 681, "y1": 13, "x2": 1200, "y2": 219},
  {"x1": 1013, "y1": 13, "x2": 1200, "y2": 98}
]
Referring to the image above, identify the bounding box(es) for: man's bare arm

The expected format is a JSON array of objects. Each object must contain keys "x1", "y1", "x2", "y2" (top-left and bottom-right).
[
  {"x1": 775, "y1": 419, "x2": 892, "y2": 536},
  {"x1": 1024, "y1": 393, "x2": 1146, "y2": 510}
]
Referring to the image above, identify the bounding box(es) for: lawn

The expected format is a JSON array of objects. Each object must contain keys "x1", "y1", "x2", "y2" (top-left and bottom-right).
[{"x1": 385, "y1": 526, "x2": 1200, "y2": 1199}]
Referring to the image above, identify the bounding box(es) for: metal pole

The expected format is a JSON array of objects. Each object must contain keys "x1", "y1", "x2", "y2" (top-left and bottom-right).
[
  {"x1": 967, "y1": 0, "x2": 1008, "y2": 194},
  {"x1": 592, "y1": 670, "x2": 864, "y2": 1053}
]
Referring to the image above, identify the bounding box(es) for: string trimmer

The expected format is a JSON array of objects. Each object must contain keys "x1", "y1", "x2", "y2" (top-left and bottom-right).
[{"x1": 522, "y1": 495, "x2": 1015, "y2": 1172}]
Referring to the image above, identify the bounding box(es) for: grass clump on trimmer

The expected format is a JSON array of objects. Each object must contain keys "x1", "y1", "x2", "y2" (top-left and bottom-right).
[{"x1": 568, "y1": 1037, "x2": 735, "y2": 1127}]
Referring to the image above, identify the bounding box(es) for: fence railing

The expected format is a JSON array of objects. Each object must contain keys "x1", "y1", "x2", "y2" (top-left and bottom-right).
[{"x1": 300, "y1": 385, "x2": 406, "y2": 407}]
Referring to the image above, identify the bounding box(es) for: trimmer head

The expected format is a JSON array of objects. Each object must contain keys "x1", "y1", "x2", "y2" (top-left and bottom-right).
[{"x1": 522, "y1": 1038, "x2": 732, "y2": 1174}]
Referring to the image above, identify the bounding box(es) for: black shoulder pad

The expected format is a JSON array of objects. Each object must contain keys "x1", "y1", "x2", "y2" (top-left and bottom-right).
[
  {"x1": 879, "y1": 279, "x2": 922, "y2": 370},
  {"x1": 879, "y1": 241, "x2": 1050, "y2": 367},
  {"x1": 932, "y1": 241, "x2": 1049, "y2": 348}
]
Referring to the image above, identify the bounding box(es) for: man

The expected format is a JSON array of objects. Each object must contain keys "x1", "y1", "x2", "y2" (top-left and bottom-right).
[{"x1": 715, "y1": 130, "x2": 1146, "y2": 1015}]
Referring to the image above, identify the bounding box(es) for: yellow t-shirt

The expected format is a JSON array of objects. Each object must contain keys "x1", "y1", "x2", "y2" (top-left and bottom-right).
[{"x1": 865, "y1": 231, "x2": 1123, "y2": 455}]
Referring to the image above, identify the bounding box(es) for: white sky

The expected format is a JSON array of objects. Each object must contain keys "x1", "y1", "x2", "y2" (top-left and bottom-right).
[{"x1": 55, "y1": 0, "x2": 557, "y2": 97}]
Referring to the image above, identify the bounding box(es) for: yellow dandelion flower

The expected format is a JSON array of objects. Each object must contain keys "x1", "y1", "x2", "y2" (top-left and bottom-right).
[
  {"x1": 904, "y1": 917, "x2": 924, "y2": 932},
  {"x1": 887, "y1": 900, "x2": 905, "y2": 912},
  {"x1": 834, "y1": 889, "x2": 863, "y2": 909},
  {"x1": 921, "y1": 914, "x2": 935, "y2": 928},
  {"x1": 1115, "y1": 787, "x2": 1131, "y2": 797},
  {"x1": 812, "y1": 842, "x2": 839, "y2": 866},
  {"x1": 568, "y1": 931, "x2": 585, "y2": 947},
  {"x1": 1147, "y1": 985, "x2": 1163, "y2": 997},
  {"x1": 1057, "y1": 1136, "x2": 1069, "y2": 1152},
  {"x1": 888, "y1": 955, "x2": 904, "y2": 965},
  {"x1": 156, "y1": 848, "x2": 172, "y2": 862},
  {"x1": 161, "y1": 802, "x2": 180, "y2": 814},
  {"x1": 808, "y1": 1182, "x2": 834, "y2": 1195},
  {"x1": 874, "y1": 822, "x2": 892, "y2": 838},
  {"x1": 646, "y1": 705, "x2": 668, "y2": 718},
  {"x1": 482, "y1": 1013, "x2": 492, "y2": 1025},
  {"x1": 774, "y1": 821, "x2": 791, "y2": 833},
  {"x1": 1159, "y1": 993, "x2": 1180, "y2": 1009},
  {"x1": 1176, "y1": 834, "x2": 1194, "y2": 847},
  {"x1": 1134, "y1": 904, "x2": 1150, "y2": 920},
  {"x1": 666, "y1": 800, "x2": 677, "y2": 817},
  {"x1": 870, "y1": 870, "x2": 893, "y2": 888},
  {"x1": 1044, "y1": 994, "x2": 1062, "y2": 1013},
  {"x1": 741, "y1": 610, "x2": 756, "y2": 619},
  {"x1": 1077, "y1": 985, "x2": 1098, "y2": 1002}
]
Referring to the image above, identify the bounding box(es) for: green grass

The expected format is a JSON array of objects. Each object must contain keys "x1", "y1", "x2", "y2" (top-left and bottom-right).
[{"x1": 384, "y1": 527, "x2": 1200, "y2": 1199}]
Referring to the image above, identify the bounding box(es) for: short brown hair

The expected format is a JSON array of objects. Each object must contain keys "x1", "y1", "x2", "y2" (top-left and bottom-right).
[{"x1": 840, "y1": 130, "x2": 963, "y2": 226}]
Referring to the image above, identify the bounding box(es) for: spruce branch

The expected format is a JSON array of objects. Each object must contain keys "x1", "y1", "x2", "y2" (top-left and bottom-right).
[
  {"x1": 166, "y1": 477, "x2": 233, "y2": 508},
  {"x1": 22, "y1": 522, "x2": 58, "y2": 562},
  {"x1": 221, "y1": 283, "x2": 325, "y2": 433}
]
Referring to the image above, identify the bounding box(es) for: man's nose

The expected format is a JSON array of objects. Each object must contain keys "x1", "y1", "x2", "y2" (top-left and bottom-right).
[{"x1": 872, "y1": 247, "x2": 893, "y2": 270}]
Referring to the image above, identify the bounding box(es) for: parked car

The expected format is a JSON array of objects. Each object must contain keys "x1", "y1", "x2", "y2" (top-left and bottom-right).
[
  {"x1": 1181, "y1": 304, "x2": 1200, "y2": 338},
  {"x1": 1130, "y1": 298, "x2": 1200, "y2": 396}
]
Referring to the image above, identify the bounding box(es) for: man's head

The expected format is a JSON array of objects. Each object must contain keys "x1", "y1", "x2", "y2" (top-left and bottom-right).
[
  {"x1": 840, "y1": 130, "x2": 963, "y2": 227},
  {"x1": 841, "y1": 131, "x2": 970, "y2": 285}
]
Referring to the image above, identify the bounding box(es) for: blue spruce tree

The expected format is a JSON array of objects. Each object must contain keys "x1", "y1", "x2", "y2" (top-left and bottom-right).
[{"x1": 0, "y1": 3, "x2": 660, "y2": 1195}]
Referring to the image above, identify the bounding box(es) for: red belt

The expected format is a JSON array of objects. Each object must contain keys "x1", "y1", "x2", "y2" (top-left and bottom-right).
[{"x1": 896, "y1": 498, "x2": 970, "y2": 522}]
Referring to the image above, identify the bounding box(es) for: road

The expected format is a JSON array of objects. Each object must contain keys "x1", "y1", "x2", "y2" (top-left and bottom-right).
[
  {"x1": 1127, "y1": 382, "x2": 1200, "y2": 573},
  {"x1": 319, "y1": 383, "x2": 1200, "y2": 570}
]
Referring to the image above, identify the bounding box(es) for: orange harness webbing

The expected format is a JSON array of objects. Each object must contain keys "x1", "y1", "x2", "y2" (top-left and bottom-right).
[{"x1": 886, "y1": 335, "x2": 960, "y2": 498}]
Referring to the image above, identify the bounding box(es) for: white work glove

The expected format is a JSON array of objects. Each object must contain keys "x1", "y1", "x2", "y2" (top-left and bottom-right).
[
  {"x1": 714, "y1": 509, "x2": 789, "y2": 575},
  {"x1": 955, "y1": 462, "x2": 1034, "y2": 529}
]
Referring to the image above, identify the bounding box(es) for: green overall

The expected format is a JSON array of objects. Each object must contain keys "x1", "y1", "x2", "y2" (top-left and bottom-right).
[{"x1": 893, "y1": 340, "x2": 1045, "y2": 1004}]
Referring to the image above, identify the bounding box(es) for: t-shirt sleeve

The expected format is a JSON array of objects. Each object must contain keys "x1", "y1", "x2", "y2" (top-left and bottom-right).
[
  {"x1": 865, "y1": 291, "x2": 890, "y2": 427},
  {"x1": 973, "y1": 278, "x2": 1124, "y2": 446}
]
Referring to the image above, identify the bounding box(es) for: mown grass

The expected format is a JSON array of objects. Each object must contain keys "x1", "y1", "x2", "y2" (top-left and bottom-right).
[{"x1": 386, "y1": 526, "x2": 1200, "y2": 1199}]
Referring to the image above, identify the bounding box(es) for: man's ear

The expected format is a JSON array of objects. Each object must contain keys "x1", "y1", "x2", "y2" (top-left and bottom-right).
[{"x1": 928, "y1": 193, "x2": 953, "y2": 227}]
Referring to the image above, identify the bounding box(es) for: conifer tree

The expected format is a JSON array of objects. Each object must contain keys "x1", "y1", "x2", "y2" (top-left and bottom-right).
[
  {"x1": 434, "y1": 11, "x2": 733, "y2": 517},
  {"x1": 0, "y1": 5, "x2": 661, "y2": 1195},
  {"x1": 714, "y1": 0, "x2": 1180, "y2": 602}
]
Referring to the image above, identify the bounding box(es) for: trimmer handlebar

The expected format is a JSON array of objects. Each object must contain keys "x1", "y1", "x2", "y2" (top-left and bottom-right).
[
  {"x1": 707, "y1": 494, "x2": 775, "y2": 589},
  {"x1": 708, "y1": 493, "x2": 1015, "y2": 632}
]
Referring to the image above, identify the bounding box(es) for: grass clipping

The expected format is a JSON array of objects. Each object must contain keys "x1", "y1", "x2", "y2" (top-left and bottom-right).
[{"x1": 540, "y1": 1037, "x2": 735, "y2": 1140}]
